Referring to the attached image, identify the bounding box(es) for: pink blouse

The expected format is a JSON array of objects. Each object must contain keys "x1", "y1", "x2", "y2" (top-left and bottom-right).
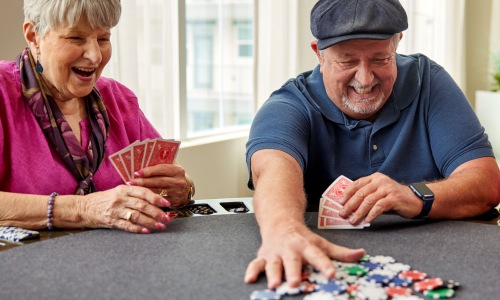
[{"x1": 0, "y1": 60, "x2": 161, "y2": 195}]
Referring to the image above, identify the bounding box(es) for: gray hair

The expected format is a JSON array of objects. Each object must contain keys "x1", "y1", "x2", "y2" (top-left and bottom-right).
[{"x1": 24, "y1": 0, "x2": 121, "y2": 37}]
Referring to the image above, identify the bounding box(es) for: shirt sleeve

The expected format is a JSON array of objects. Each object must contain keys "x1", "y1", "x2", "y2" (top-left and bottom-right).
[{"x1": 426, "y1": 64, "x2": 494, "y2": 176}]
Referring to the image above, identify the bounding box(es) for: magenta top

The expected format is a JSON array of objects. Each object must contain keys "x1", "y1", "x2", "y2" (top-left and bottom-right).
[{"x1": 0, "y1": 60, "x2": 161, "y2": 195}]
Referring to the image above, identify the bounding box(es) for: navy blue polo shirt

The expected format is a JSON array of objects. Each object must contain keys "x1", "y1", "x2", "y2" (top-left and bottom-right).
[{"x1": 246, "y1": 53, "x2": 493, "y2": 211}]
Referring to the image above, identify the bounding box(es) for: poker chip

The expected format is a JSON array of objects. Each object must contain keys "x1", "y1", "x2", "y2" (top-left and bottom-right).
[
  {"x1": 444, "y1": 279, "x2": 460, "y2": 290},
  {"x1": 388, "y1": 276, "x2": 412, "y2": 287},
  {"x1": 359, "y1": 254, "x2": 371, "y2": 262},
  {"x1": 317, "y1": 281, "x2": 348, "y2": 295},
  {"x1": 413, "y1": 278, "x2": 444, "y2": 292},
  {"x1": 423, "y1": 287, "x2": 455, "y2": 299},
  {"x1": 303, "y1": 291, "x2": 335, "y2": 300},
  {"x1": 385, "y1": 286, "x2": 412, "y2": 297},
  {"x1": 360, "y1": 261, "x2": 382, "y2": 271},
  {"x1": 250, "y1": 289, "x2": 281, "y2": 300},
  {"x1": 356, "y1": 285, "x2": 388, "y2": 300},
  {"x1": 392, "y1": 296, "x2": 424, "y2": 300},
  {"x1": 369, "y1": 255, "x2": 396, "y2": 265},
  {"x1": 383, "y1": 262, "x2": 411, "y2": 274},
  {"x1": 398, "y1": 270, "x2": 427, "y2": 282},
  {"x1": 343, "y1": 265, "x2": 369, "y2": 276},
  {"x1": 346, "y1": 283, "x2": 359, "y2": 296},
  {"x1": 364, "y1": 273, "x2": 392, "y2": 286},
  {"x1": 308, "y1": 271, "x2": 330, "y2": 284},
  {"x1": 299, "y1": 281, "x2": 317, "y2": 293},
  {"x1": 275, "y1": 282, "x2": 301, "y2": 296}
]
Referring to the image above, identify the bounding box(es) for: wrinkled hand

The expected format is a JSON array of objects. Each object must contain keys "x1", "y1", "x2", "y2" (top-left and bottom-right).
[
  {"x1": 244, "y1": 220, "x2": 365, "y2": 289},
  {"x1": 83, "y1": 185, "x2": 172, "y2": 233},
  {"x1": 129, "y1": 163, "x2": 191, "y2": 207},
  {"x1": 339, "y1": 172, "x2": 422, "y2": 224}
]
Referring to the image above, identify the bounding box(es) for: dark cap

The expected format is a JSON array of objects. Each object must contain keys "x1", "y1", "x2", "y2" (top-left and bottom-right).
[{"x1": 311, "y1": 0, "x2": 408, "y2": 50}]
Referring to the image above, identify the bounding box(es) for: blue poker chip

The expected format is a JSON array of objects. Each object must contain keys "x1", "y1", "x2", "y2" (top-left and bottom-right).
[
  {"x1": 388, "y1": 276, "x2": 412, "y2": 287},
  {"x1": 250, "y1": 289, "x2": 281, "y2": 300},
  {"x1": 364, "y1": 274, "x2": 392, "y2": 286},
  {"x1": 360, "y1": 261, "x2": 382, "y2": 271},
  {"x1": 317, "y1": 281, "x2": 347, "y2": 295}
]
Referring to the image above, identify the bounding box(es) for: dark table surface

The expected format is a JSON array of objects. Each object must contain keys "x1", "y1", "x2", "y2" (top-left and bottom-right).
[{"x1": 0, "y1": 205, "x2": 499, "y2": 300}]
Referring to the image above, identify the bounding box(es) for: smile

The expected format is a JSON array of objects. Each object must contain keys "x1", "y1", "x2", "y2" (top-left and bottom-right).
[{"x1": 72, "y1": 67, "x2": 95, "y2": 77}]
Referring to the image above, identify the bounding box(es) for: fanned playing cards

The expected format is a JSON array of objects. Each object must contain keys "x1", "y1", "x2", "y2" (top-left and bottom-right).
[
  {"x1": 318, "y1": 175, "x2": 370, "y2": 229},
  {"x1": 109, "y1": 138, "x2": 180, "y2": 183}
]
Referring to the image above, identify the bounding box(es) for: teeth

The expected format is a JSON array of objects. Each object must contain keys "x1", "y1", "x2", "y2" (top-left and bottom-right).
[
  {"x1": 353, "y1": 87, "x2": 372, "y2": 94},
  {"x1": 74, "y1": 67, "x2": 95, "y2": 72}
]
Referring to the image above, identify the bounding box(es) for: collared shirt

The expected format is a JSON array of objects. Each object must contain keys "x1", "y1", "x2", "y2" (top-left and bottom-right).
[{"x1": 246, "y1": 53, "x2": 493, "y2": 211}]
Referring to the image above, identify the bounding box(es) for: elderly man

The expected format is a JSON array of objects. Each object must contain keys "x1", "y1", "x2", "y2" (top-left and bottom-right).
[{"x1": 244, "y1": 0, "x2": 500, "y2": 289}]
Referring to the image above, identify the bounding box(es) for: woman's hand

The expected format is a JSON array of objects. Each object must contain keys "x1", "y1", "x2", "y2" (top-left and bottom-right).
[
  {"x1": 127, "y1": 163, "x2": 194, "y2": 208},
  {"x1": 81, "y1": 185, "x2": 173, "y2": 233}
]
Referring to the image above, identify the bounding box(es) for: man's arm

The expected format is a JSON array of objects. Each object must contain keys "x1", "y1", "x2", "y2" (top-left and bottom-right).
[{"x1": 244, "y1": 149, "x2": 365, "y2": 289}]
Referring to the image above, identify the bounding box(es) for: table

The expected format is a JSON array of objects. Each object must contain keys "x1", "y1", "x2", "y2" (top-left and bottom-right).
[{"x1": 0, "y1": 198, "x2": 499, "y2": 299}]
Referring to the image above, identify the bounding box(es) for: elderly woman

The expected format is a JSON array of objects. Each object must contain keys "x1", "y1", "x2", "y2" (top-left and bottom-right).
[{"x1": 0, "y1": 0, "x2": 194, "y2": 234}]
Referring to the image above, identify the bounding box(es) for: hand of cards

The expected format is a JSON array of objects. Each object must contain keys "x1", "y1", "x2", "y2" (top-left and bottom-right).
[
  {"x1": 318, "y1": 175, "x2": 370, "y2": 229},
  {"x1": 109, "y1": 138, "x2": 180, "y2": 183}
]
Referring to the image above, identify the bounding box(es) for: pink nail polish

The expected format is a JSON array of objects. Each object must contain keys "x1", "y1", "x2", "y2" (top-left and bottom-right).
[
  {"x1": 134, "y1": 170, "x2": 144, "y2": 178},
  {"x1": 126, "y1": 181, "x2": 137, "y2": 186},
  {"x1": 161, "y1": 199, "x2": 170, "y2": 207},
  {"x1": 155, "y1": 222, "x2": 166, "y2": 230},
  {"x1": 162, "y1": 214, "x2": 171, "y2": 223},
  {"x1": 141, "y1": 228, "x2": 151, "y2": 234}
]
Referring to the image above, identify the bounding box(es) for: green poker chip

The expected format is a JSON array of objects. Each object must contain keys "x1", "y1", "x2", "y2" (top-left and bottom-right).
[
  {"x1": 423, "y1": 287, "x2": 455, "y2": 299},
  {"x1": 359, "y1": 254, "x2": 371, "y2": 262},
  {"x1": 343, "y1": 265, "x2": 368, "y2": 276}
]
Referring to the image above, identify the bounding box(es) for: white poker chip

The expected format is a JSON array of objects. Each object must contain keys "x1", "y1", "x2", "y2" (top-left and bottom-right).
[
  {"x1": 356, "y1": 285, "x2": 388, "y2": 300},
  {"x1": 392, "y1": 296, "x2": 425, "y2": 300},
  {"x1": 303, "y1": 291, "x2": 335, "y2": 300},
  {"x1": 308, "y1": 271, "x2": 329, "y2": 284},
  {"x1": 250, "y1": 289, "x2": 281, "y2": 300},
  {"x1": 369, "y1": 255, "x2": 396, "y2": 265},
  {"x1": 383, "y1": 262, "x2": 411, "y2": 273},
  {"x1": 275, "y1": 282, "x2": 301, "y2": 296}
]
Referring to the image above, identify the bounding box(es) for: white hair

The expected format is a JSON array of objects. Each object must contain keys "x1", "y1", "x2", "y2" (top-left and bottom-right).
[{"x1": 24, "y1": 0, "x2": 121, "y2": 37}]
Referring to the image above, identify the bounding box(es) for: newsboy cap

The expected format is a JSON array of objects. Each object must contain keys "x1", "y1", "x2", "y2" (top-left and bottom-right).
[{"x1": 311, "y1": 0, "x2": 408, "y2": 50}]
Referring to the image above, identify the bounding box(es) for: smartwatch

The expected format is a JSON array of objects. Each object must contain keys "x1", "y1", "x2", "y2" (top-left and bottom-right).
[{"x1": 409, "y1": 182, "x2": 434, "y2": 219}]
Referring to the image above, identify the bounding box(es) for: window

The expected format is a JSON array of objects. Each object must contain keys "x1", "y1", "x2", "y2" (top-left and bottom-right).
[{"x1": 104, "y1": 0, "x2": 255, "y2": 141}]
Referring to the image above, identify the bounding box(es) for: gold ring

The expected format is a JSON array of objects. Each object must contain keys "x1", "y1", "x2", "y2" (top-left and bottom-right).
[
  {"x1": 160, "y1": 188, "x2": 168, "y2": 197},
  {"x1": 125, "y1": 210, "x2": 132, "y2": 221}
]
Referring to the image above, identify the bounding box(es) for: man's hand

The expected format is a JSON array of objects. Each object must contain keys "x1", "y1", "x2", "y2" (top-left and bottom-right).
[
  {"x1": 339, "y1": 172, "x2": 421, "y2": 224},
  {"x1": 244, "y1": 219, "x2": 365, "y2": 289}
]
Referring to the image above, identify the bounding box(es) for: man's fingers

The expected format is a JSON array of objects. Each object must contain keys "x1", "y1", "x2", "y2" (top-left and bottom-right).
[
  {"x1": 302, "y1": 245, "x2": 336, "y2": 280},
  {"x1": 264, "y1": 257, "x2": 284, "y2": 289},
  {"x1": 282, "y1": 254, "x2": 305, "y2": 287},
  {"x1": 325, "y1": 243, "x2": 366, "y2": 262},
  {"x1": 244, "y1": 258, "x2": 266, "y2": 284}
]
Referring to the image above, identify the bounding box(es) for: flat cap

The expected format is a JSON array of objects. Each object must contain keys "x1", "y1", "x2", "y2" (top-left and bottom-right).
[{"x1": 311, "y1": 0, "x2": 408, "y2": 50}]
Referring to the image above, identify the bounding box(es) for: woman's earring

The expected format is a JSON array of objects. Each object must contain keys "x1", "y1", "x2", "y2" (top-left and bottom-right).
[{"x1": 36, "y1": 58, "x2": 43, "y2": 74}]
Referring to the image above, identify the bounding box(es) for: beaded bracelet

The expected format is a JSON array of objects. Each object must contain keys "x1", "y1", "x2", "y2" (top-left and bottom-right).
[{"x1": 47, "y1": 192, "x2": 58, "y2": 230}]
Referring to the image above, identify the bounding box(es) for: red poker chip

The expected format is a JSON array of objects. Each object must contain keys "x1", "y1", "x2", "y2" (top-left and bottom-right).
[
  {"x1": 398, "y1": 270, "x2": 427, "y2": 282},
  {"x1": 385, "y1": 286, "x2": 413, "y2": 297},
  {"x1": 346, "y1": 283, "x2": 359, "y2": 296},
  {"x1": 413, "y1": 278, "x2": 444, "y2": 292}
]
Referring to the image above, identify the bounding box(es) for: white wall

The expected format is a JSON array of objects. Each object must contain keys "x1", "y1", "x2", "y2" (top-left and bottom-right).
[{"x1": 0, "y1": 1, "x2": 25, "y2": 60}]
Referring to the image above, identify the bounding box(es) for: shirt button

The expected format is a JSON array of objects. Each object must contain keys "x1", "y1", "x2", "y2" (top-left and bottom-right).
[{"x1": 373, "y1": 144, "x2": 378, "y2": 151}]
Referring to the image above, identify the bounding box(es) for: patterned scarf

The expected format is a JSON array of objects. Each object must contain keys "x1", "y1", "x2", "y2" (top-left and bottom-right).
[{"x1": 16, "y1": 47, "x2": 110, "y2": 195}]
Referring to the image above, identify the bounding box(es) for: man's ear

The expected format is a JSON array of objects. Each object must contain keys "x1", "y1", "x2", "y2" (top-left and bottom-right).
[{"x1": 311, "y1": 40, "x2": 325, "y2": 73}]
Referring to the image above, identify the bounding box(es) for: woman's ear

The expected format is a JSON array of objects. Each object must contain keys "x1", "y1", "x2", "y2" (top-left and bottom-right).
[{"x1": 23, "y1": 22, "x2": 39, "y2": 52}]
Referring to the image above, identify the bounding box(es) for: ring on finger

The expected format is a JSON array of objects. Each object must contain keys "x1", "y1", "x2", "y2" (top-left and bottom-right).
[
  {"x1": 125, "y1": 210, "x2": 133, "y2": 221},
  {"x1": 160, "y1": 188, "x2": 168, "y2": 198}
]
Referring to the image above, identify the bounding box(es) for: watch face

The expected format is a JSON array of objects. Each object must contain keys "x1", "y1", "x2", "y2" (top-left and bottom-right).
[{"x1": 410, "y1": 183, "x2": 434, "y2": 200}]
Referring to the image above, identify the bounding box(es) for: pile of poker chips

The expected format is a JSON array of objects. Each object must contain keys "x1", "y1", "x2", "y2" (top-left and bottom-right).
[
  {"x1": 250, "y1": 254, "x2": 460, "y2": 300},
  {"x1": 187, "y1": 204, "x2": 216, "y2": 215}
]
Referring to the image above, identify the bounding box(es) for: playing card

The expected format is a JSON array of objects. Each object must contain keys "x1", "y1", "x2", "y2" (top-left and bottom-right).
[
  {"x1": 147, "y1": 139, "x2": 180, "y2": 166},
  {"x1": 131, "y1": 141, "x2": 147, "y2": 178},
  {"x1": 322, "y1": 175, "x2": 353, "y2": 204},
  {"x1": 318, "y1": 175, "x2": 370, "y2": 230},
  {"x1": 109, "y1": 138, "x2": 181, "y2": 183},
  {"x1": 109, "y1": 152, "x2": 131, "y2": 182},
  {"x1": 318, "y1": 217, "x2": 367, "y2": 229}
]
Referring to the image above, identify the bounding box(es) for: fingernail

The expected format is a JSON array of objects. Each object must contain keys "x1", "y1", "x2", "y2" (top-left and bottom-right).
[
  {"x1": 161, "y1": 198, "x2": 170, "y2": 206},
  {"x1": 134, "y1": 171, "x2": 144, "y2": 178},
  {"x1": 126, "y1": 181, "x2": 137, "y2": 186},
  {"x1": 349, "y1": 215, "x2": 356, "y2": 224},
  {"x1": 155, "y1": 222, "x2": 166, "y2": 230},
  {"x1": 162, "y1": 214, "x2": 171, "y2": 223},
  {"x1": 141, "y1": 228, "x2": 151, "y2": 234},
  {"x1": 339, "y1": 197, "x2": 346, "y2": 205}
]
